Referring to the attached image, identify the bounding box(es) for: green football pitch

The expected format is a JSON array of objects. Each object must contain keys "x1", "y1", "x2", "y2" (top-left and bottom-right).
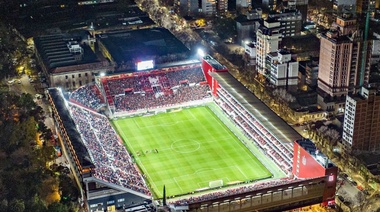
[{"x1": 113, "y1": 106, "x2": 272, "y2": 198}]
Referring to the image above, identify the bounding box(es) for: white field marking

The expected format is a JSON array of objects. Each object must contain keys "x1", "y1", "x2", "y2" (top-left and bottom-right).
[
  {"x1": 176, "y1": 165, "x2": 244, "y2": 179},
  {"x1": 197, "y1": 177, "x2": 229, "y2": 188},
  {"x1": 186, "y1": 108, "x2": 198, "y2": 120},
  {"x1": 133, "y1": 110, "x2": 198, "y2": 129},
  {"x1": 236, "y1": 166, "x2": 248, "y2": 179},
  {"x1": 115, "y1": 124, "x2": 159, "y2": 193},
  {"x1": 173, "y1": 166, "x2": 251, "y2": 189},
  {"x1": 199, "y1": 109, "x2": 237, "y2": 140},
  {"x1": 173, "y1": 177, "x2": 184, "y2": 193},
  {"x1": 156, "y1": 137, "x2": 232, "y2": 152},
  {"x1": 170, "y1": 140, "x2": 201, "y2": 154}
]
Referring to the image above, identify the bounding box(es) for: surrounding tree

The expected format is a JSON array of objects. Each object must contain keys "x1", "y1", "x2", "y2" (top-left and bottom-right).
[{"x1": 47, "y1": 202, "x2": 68, "y2": 212}]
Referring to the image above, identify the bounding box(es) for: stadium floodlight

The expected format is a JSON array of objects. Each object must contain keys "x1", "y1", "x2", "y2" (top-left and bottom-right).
[
  {"x1": 100, "y1": 72, "x2": 105, "y2": 77},
  {"x1": 197, "y1": 48, "x2": 205, "y2": 57}
]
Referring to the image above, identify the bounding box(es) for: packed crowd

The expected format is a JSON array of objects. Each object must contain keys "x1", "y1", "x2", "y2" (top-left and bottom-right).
[
  {"x1": 114, "y1": 85, "x2": 210, "y2": 112},
  {"x1": 69, "y1": 84, "x2": 104, "y2": 111},
  {"x1": 105, "y1": 67, "x2": 205, "y2": 96},
  {"x1": 170, "y1": 178, "x2": 304, "y2": 206},
  {"x1": 217, "y1": 88, "x2": 294, "y2": 173},
  {"x1": 69, "y1": 104, "x2": 151, "y2": 195},
  {"x1": 100, "y1": 67, "x2": 210, "y2": 112}
]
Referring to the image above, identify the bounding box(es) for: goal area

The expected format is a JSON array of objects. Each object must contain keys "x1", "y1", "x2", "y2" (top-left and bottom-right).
[{"x1": 209, "y1": 180, "x2": 223, "y2": 188}]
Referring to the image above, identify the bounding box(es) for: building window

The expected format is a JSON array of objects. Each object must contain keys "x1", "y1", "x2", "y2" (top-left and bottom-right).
[
  {"x1": 107, "y1": 200, "x2": 115, "y2": 205},
  {"x1": 117, "y1": 198, "x2": 125, "y2": 202},
  {"x1": 79, "y1": 80, "x2": 82, "y2": 86},
  {"x1": 72, "y1": 75, "x2": 74, "y2": 78},
  {"x1": 66, "y1": 82, "x2": 69, "y2": 88},
  {"x1": 65, "y1": 75, "x2": 68, "y2": 79},
  {"x1": 73, "y1": 81, "x2": 75, "y2": 87},
  {"x1": 85, "y1": 73, "x2": 88, "y2": 77},
  {"x1": 78, "y1": 74, "x2": 81, "y2": 77}
]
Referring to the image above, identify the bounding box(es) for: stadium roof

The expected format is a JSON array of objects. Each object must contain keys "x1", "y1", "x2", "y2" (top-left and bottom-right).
[
  {"x1": 210, "y1": 72, "x2": 302, "y2": 144},
  {"x1": 48, "y1": 88, "x2": 94, "y2": 168},
  {"x1": 34, "y1": 34, "x2": 99, "y2": 72},
  {"x1": 96, "y1": 27, "x2": 190, "y2": 64}
]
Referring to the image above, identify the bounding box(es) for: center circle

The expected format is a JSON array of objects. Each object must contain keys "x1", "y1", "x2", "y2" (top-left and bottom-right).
[{"x1": 171, "y1": 139, "x2": 200, "y2": 153}]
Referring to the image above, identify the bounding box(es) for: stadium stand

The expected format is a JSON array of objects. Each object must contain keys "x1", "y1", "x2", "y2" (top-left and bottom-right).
[
  {"x1": 69, "y1": 104, "x2": 151, "y2": 195},
  {"x1": 170, "y1": 178, "x2": 304, "y2": 206},
  {"x1": 69, "y1": 83, "x2": 105, "y2": 111},
  {"x1": 99, "y1": 65, "x2": 211, "y2": 113},
  {"x1": 216, "y1": 87, "x2": 294, "y2": 174}
]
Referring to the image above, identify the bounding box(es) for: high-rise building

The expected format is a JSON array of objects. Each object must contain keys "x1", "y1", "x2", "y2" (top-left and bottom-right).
[
  {"x1": 285, "y1": 0, "x2": 308, "y2": 22},
  {"x1": 235, "y1": 10, "x2": 262, "y2": 45},
  {"x1": 342, "y1": 87, "x2": 380, "y2": 152},
  {"x1": 201, "y1": 0, "x2": 216, "y2": 15},
  {"x1": 269, "y1": 10, "x2": 303, "y2": 37},
  {"x1": 265, "y1": 49, "x2": 299, "y2": 89},
  {"x1": 236, "y1": 0, "x2": 250, "y2": 8},
  {"x1": 317, "y1": 16, "x2": 371, "y2": 112},
  {"x1": 216, "y1": 0, "x2": 228, "y2": 15},
  {"x1": 256, "y1": 19, "x2": 282, "y2": 75},
  {"x1": 333, "y1": 0, "x2": 356, "y2": 12},
  {"x1": 262, "y1": 0, "x2": 277, "y2": 11},
  {"x1": 356, "y1": 0, "x2": 375, "y2": 14},
  {"x1": 178, "y1": 0, "x2": 199, "y2": 16}
]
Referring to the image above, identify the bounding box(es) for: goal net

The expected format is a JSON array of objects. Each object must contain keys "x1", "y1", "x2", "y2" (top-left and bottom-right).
[{"x1": 209, "y1": 179, "x2": 223, "y2": 188}]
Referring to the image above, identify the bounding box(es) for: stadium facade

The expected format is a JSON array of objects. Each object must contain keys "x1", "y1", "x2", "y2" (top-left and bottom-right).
[{"x1": 47, "y1": 47, "x2": 337, "y2": 211}]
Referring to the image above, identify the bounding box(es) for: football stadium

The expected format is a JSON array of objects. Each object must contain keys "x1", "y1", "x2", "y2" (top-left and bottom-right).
[{"x1": 46, "y1": 29, "x2": 338, "y2": 212}]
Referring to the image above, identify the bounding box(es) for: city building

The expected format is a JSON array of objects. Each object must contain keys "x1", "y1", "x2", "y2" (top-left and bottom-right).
[
  {"x1": 201, "y1": 0, "x2": 216, "y2": 15},
  {"x1": 262, "y1": 0, "x2": 277, "y2": 11},
  {"x1": 216, "y1": 0, "x2": 228, "y2": 15},
  {"x1": 356, "y1": 0, "x2": 376, "y2": 14},
  {"x1": 317, "y1": 16, "x2": 371, "y2": 112},
  {"x1": 265, "y1": 49, "x2": 299, "y2": 90},
  {"x1": 256, "y1": 18, "x2": 282, "y2": 75},
  {"x1": 235, "y1": 10, "x2": 262, "y2": 46},
  {"x1": 333, "y1": 0, "x2": 356, "y2": 12},
  {"x1": 34, "y1": 33, "x2": 112, "y2": 91},
  {"x1": 244, "y1": 42, "x2": 256, "y2": 66},
  {"x1": 178, "y1": 0, "x2": 199, "y2": 16},
  {"x1": 342, "y1": 87, "x2": 380, "y2": 152},
  {"x1": 285, "y1": 0, "x2": 308, "y2": 22},
  {"x1": 269, "y1": 10, "x2": 303, "y2": 37},
  {"x1": 371, "y1": 32, "x2": 380, "y2": 64},
  {"x1": 298, "y1": 56, "x2": 319, "y2": 88},
  {"x1": 236, "y1": 0, "x2": 251, "y2": 9}
]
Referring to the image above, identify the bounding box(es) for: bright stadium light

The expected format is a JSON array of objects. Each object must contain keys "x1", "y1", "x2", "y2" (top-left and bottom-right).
[
  {"x1": 100, "y1": 72, "x2": 105, "y2": 77},
  {"x1": 197, "y1": 48, "x2": 205, "y2": 57}
]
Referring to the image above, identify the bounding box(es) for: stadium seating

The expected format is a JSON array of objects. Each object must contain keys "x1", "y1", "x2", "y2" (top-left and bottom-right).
[
  {"x1": 99, "y1": 66, "x2": 210, "y2": 113},
  {"x1": 69, "y1": 104, "x2": 151, "y2": 195},
  {"x1": 216, "y1": 88, "x2": 294, "y2": 173},
  {"x1": 170, "y1": 178, "x2": 302, "y2": 206},
  {"x1": 69, "y1": 84, "x2": 105, "y2": 111}
]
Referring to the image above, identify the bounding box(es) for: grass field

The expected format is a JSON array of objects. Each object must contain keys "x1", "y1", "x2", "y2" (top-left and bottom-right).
[{"x1": 113, "y1": 106, "x2": 272, "y2": 198}]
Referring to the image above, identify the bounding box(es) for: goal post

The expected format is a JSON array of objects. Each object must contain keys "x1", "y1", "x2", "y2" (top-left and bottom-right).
[{"x1": 209, "y1": 179, "x2": 223, "y2": 188}]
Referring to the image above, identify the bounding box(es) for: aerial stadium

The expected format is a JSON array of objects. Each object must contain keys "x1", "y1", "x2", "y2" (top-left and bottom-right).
[{"x1": 46, "y1": 28, "x2": 338, "y2": 212}]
